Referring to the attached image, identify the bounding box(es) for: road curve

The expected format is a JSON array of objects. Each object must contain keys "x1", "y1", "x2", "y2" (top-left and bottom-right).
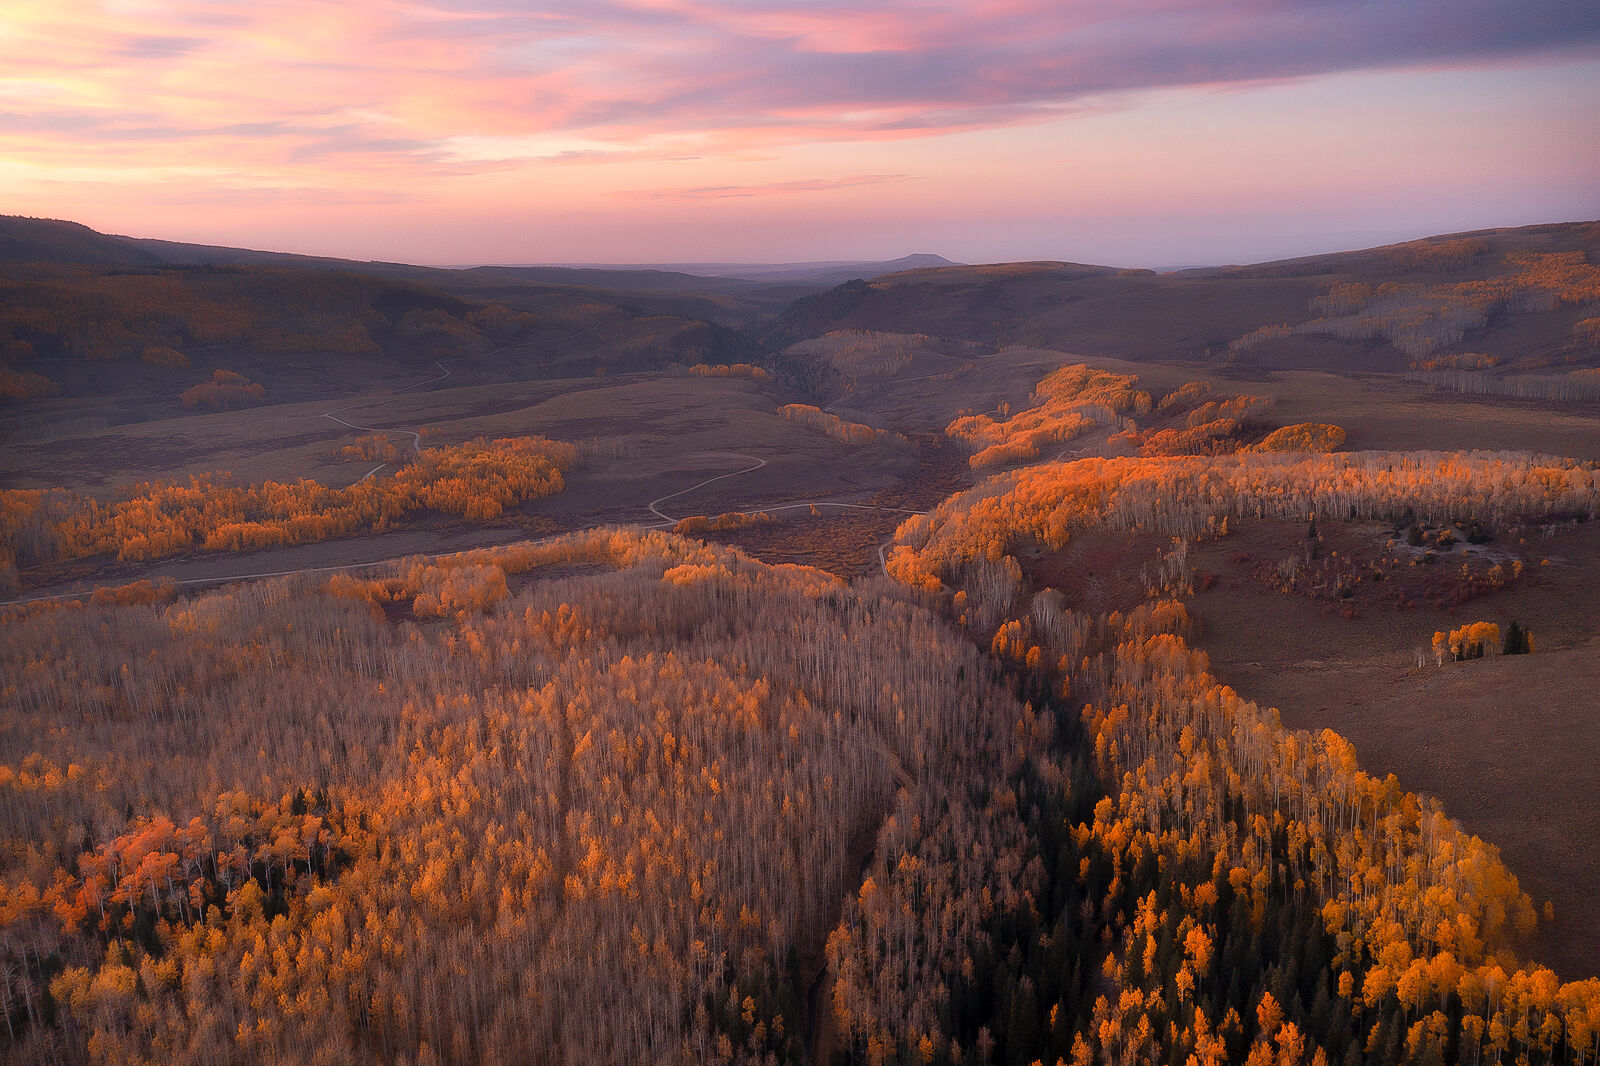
[
  {"x1": 4, "y1": 442, "x2": 931, "y2": 605},
  {"x1": 321, "y1": 360, "x2": 452, "y2": 477},
  {"x1": 646, "y1": 455, "x2": 769, "y2": 523}
]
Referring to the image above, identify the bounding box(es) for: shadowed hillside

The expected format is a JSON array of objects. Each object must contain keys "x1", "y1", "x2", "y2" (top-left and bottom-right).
[
  {"x1": 0, "y1": 217, "x2": 163, "y2": 268},
  {"x1": 764, "y1": 223, "x2": 1600, "y2": 378}
]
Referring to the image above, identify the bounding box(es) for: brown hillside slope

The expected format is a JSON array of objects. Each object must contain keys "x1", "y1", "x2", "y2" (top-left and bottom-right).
[{"x1": 767, "y1": 221, "x2": 1600, "y2": 375}]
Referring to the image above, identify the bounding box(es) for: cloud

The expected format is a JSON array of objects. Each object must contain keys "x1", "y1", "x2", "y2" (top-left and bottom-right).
[
  {"x1": 0, "y1": 0, "x2": 1595, "y2": 181},
  {"x1": 623, "y1": 173, "x2": 914, "y2": 200},
  {"x1": 286, "y1": 128, "x2": 446, "y2": 164},
  {"x1": 585, "y1": 0, "x2": 1600, "y2": 134},
  {"x1": 111, "y1": 34, "x2": 208, "y2": 59}
]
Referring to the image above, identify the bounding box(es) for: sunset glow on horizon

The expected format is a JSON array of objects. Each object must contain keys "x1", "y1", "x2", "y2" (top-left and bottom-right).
[{"x1": 3, "y1": 0, "x2": 1597, "y2": 267}]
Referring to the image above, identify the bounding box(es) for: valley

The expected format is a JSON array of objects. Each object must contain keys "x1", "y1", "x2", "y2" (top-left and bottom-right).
[{"x1": 2, "y1": 216, "x2": 1600, "y2": 1065}]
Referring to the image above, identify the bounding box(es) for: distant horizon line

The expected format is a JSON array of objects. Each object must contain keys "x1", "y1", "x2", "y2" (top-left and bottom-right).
[{"x1": 11, "y1": 211, "x2": 1598, "y2": 278}]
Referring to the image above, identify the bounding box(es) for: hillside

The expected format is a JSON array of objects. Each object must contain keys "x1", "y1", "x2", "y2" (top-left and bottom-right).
[
  {"x1": 764, "y1": 222, "x2": 1600, "y2": 379},
  {"x1": 0, "y1": 258, "x2": 746, "y2": 425},
  {"x1": 0, "y1": 531, "x2": 1047, "y2": 1064},
  {"x1": 0, "y1": 217, "x2": 958, "y2": 333},
  {"x1": 0, "y1": 217, "x2": 162, "y2": 268}
]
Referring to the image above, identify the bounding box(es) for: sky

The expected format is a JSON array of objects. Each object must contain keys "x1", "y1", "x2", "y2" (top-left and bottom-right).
[{"x1": 2, "y1": 0, "x2": 1598, "y2": 268}]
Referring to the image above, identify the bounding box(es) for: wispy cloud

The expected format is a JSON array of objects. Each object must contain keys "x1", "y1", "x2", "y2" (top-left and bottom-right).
[
  {"x1": 0, "y1": 0, "x2": 1594, "y2": 263},
  {"x1": 3, "y1": 0, "x2": 1595, "y2": 171},
  {"x1": 111, "y1": 34, "x2": 208, "y2": 59},
  {"x1": 624, "y1": 173, "x2": 914, "y2": 200}
]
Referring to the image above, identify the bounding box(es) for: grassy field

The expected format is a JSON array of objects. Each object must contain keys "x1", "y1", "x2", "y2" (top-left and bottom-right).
[
  {"x1": 3, "y1": 358, "x2": 938, "y2": 597},
  {"x1": 1187, "y1": 517, "x2": 1600, "y2": 979}
]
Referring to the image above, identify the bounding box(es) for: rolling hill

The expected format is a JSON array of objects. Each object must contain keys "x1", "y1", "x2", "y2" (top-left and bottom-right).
[{"x1": 763, "y1": 223, "x2": 1600, "y2": 377}]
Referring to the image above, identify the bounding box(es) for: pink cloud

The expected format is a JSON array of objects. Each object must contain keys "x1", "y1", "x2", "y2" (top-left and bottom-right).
[
  {"x1": 0, "y1": 0, "x2": 1594, "y2": 264},
  {"x1": 4, "y1": 0, "x2": 1595, "y2": 169},
  {"x1": 621, "y1": 173, "x2": 914, "y2": 200}
]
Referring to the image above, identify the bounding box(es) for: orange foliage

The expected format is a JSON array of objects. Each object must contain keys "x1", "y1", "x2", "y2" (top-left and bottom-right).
[
  {"x1": 1575, "y1": 317, "x2": 1600, "y2": 352},
  {"x1": 3, "y1": 436, "x2": 575, "y2": 570},
  {"x1": 0, "y1": 529, "x2": 1032, "y2": 1063},
  {"x1": 1157, "y1": 381, "x2": 1211, "y2": 411},
  {"x1": 781, "y1": 330, "x2": 927, "y2": 377},
  {"x1": 180, "y1": 369, "x2": 265, "y2": 410},
  {"x1": 947, "y1": 364, "x2": 1150, "y2": 468},
  {"x1": 879, "y1": 445, "x2": 1600, "y2": 1065},
  {"x1": 0, "y1": 366, "x2": 59, "y2": 400},
  {"x1": 689, "y1": 362, "x2": 772, "y2": 382},
  {"x1": 1295, "y1": 249, "x2": 1600, "y2": 359},
  {"x1": 335, "y1": 433, "x2": 407, "y2": 464},
  {"x1": 887, "y1": 451, "x2": 1599, "y2": 593},
  {"x1": 1116, "y1": 420, "x2": 1239, "y2": 457},
  {"x1": 1110, "y1": 394, "x2": 1276, "y2": 457},
  {"x1": 672, "y1": 510, "x2": 777, "y2": 535},
  {"x1": 1432, "y1": 621, "x2": 1501, "y2": 662},
  {"x1": 778, "y1": 403, "x2": 900, "y2": 446},
  {"x1": 1410, "y1": 352, "x2": 1497, "y2": 372},
  {"x1": 89, "y1": 577, "x2": 181, "y2": 607},
  {"x1": 1228, "y1": 324, "x2": 1290, "y2": 354},
  {"x1": 1251, "y1": 423, "x2": 1347, "y2": 454},
  {"x1": 1372, "y1": 237, "x2": 1490, "y2": 273},
  {"x1": 140, "y1": 345, "x2": 191, "y2": 369},
  {"x1": 324, "y1": 564, "x2": 514, "y2": 620}
]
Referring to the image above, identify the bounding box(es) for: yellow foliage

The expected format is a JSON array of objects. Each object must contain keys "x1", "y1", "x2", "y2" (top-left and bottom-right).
[
  {"x1": 140, "y1": 345, "x2": 192, "y2": 369},
  {"x1": 947, "y1": 364, "x2": 1150, "y2": 469},
  {"x1": 3, "y1": 435, "x2": 575, "y2": 570},
  {"x1": 689, "y1": 362, "x2": 772, "y2": 381},
  {"x1": 1252, "y1": 424, "x2": 1347, "y2": 454},
  {"x1": 778, "y1": 403, "x2": 899, "y2": 446},
  {"x1": 0, "y1": 365, "x2": 60, "y2": 399}
]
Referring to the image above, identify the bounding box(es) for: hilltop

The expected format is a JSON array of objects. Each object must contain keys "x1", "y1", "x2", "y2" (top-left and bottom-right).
[{"x1": 764, "y1": 222, "x2": 1600, "y2": 377}]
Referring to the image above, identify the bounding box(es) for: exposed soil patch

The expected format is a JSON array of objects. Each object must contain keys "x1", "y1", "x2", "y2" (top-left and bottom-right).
[
  {"x1": 703, "y1": 509, "x2": 903, "y2": 579},
  {"x1": 695, "y1": 436, "x2": 970, "y2": 579},
  {"x1": 867, "y1": 433, "x2": 971, "y2": 510},
  {"x1": 1210, "y1": 515, "x2": 1536, "y2": 619},
  {"x1": 1020, "y1": 530, "x2": 1171, "y2": 615}
]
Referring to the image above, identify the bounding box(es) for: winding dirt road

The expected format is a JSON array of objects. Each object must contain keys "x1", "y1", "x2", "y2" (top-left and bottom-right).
[
  {"x1": 646, "y1": 455, "x2": 769, "y2": 523},
  {"x1": 642, "y1": 452, "x2": 923, "y2": 580},
  {"x1": 321, "y1": 360, "x2": 452, "y2": 480},
  {"x1": 7, "y1": 359, "x2": 935, "y2": 604}
]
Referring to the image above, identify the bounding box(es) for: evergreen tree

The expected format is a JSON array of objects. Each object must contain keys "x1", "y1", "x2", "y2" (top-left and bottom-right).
[{"x1": 1503, "y1": 620, "x2": 1531, "y2": 655}]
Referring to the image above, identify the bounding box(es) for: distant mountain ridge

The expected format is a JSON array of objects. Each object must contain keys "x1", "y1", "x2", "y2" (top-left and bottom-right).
[
  {"x1": 601, "y1": 253, "x2": 961, "y2": 284},
  {"x1": 0, "y1": 217, "x2": 165, "y2": 267},
  {"x1": 6, "y1": 214, "x2": 1597, "y2": 376},
  {"x1": 759, "y1": 220, "x2": 1600, "y2": 375},
  {"x1": 0, "y1": 216, "x2": 959, "y2": 287}
]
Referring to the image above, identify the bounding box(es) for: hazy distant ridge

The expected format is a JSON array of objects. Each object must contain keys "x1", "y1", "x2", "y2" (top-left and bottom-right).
[{"x1": 0, "y1": 216, "x2": 960, "y2": 287}]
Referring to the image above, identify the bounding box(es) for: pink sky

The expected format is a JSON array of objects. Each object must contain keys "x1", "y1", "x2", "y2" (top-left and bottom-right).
[{"x1": 2, "y1": 0, "x2": 1597, "y2": 266}]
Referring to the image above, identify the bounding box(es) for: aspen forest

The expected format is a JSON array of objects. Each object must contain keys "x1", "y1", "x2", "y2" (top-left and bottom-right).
[
  {"x1": 3, "y1": 217, "x2": 1600, "y2": 1065},
  {"x1": 5, "y1": 439, "x2": 1599, "y2": 1063},
  {"x1": 0, "y1": 436, "x2": 573, "y2": 589}
]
